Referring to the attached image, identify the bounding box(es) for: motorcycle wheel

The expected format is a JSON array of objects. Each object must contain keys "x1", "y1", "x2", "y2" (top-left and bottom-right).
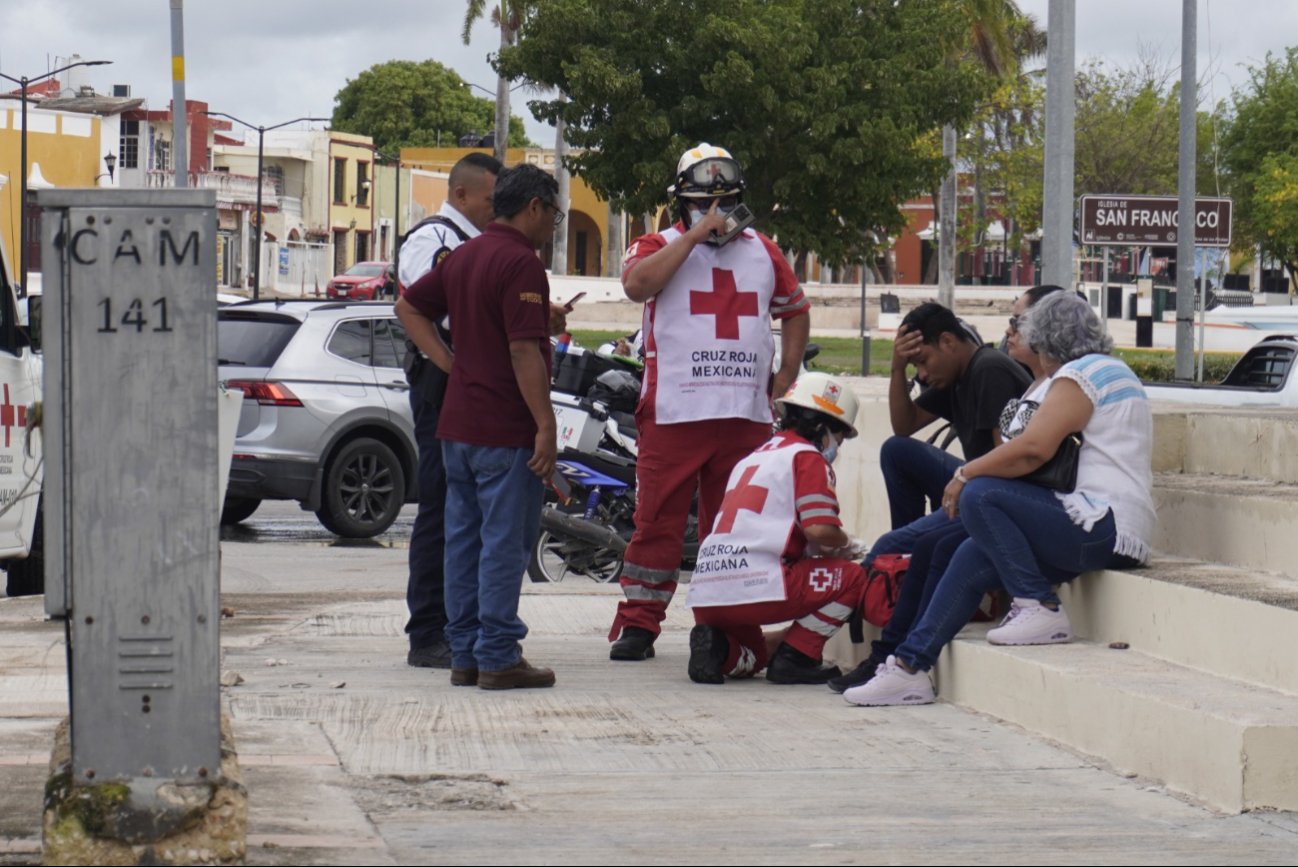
[{"x1": 527, "y1": 529, "x2": 624, "y2": 584}]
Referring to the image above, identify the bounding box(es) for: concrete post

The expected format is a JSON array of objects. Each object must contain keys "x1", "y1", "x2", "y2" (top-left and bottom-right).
[
  {"x1": 552, "y1": 110, "x2": 569, "y2": 276},
  {"x1": 1174, "y1": 0, "x2": 1197, "y2": 380},
  {"x1": 169, "y1": 0, "x2": 188, "y2": 188},
  {"x1": 1041, "y1": 0, "x2": 1076, "y2": 289},
  {"x1": 938, "y1": 125, "x2": 957, "y2": 309}
]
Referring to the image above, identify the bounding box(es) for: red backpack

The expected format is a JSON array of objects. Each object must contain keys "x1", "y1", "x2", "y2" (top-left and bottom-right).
[{"x1": 861, "y1": 553, "x2": 910, "y2": 628}]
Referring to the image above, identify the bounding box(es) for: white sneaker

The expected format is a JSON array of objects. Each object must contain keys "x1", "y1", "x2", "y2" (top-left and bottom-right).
[
  {"x1": 842, "y1": 655, "x2": 935, "y2": 706},
  {"x1": 986, "y1": 598, "x2": 1073, "y2": 645}
]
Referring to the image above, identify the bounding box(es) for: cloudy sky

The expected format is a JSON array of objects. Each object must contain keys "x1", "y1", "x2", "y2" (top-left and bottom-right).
[{"x1": 2, "y1": 0, "x2": 1295, "y2": 147}]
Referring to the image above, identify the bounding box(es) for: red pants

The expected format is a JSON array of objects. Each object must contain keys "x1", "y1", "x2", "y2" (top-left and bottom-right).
[
  {"x1": 692, "y1": 558, "x2": 866, "y2": 676},
  {"x1": 610, "y1": 413, "x2": 771, "y2": 640}
]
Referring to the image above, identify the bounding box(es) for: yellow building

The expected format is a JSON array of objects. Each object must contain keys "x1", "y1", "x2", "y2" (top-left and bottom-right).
[
  {"x1": 327, "y1": 132, "x2": 377, "y2": 273},
  {"x1": 0, "y1": 98, "x2": 122, "y2": 280},
  {"x1": 400, "y1": 147, "x2": 613, "y2": 277}
]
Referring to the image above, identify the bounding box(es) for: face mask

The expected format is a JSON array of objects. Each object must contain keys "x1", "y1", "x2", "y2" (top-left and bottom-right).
[
  {"x1": 821, "y1": 433, "x2": 841, "y2": 465},
  {"x1": 688, "y1": 203, "x2": 736, "y2": 227}
]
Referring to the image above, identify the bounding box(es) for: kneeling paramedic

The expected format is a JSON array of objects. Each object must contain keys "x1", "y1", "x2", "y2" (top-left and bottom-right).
[{"x1": 685, "y1": 372, "x2": 867, "y2": 685}]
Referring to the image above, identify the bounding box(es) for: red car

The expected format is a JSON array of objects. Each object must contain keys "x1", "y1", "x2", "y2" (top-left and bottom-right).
[{"x1": 326, "y1": 261, "x2": 395, "y2": 301}]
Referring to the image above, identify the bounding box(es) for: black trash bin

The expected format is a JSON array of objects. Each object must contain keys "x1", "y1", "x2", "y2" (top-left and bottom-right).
[
  {"x1": 1135, "y1": 315, "x2": 1154, "y2": 348},
  {"x1": 1106, "y1": 285, "x2": 1123, "y2": 319},
  {"x1": 880, "y1": 293, "x2": 900, "y2": 314}
]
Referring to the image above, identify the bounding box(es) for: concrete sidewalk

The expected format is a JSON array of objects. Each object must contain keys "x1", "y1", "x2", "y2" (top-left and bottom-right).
[{"x1": 3, "y1": 531, "x2": 1298, "y2": 865}]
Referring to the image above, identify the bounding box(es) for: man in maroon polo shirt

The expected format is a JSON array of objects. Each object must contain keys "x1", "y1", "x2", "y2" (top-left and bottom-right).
[{"x1": 395, "y1": 163, "x2": 563, "y2": 690}]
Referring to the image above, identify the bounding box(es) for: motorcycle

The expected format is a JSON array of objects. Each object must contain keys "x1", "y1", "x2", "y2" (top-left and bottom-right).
[{"x1": 528, "y1": 338, "x2": 818, "y2": 584}]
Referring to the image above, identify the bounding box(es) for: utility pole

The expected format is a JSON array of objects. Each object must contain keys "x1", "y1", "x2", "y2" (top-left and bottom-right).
[
  {"x1": 170, "y1": 0, "x2": 188, "y2": 187},
  {"x1": 1041, "y1": 0, "x2": 1076, "y2": 289},
  {"x1": 1174, "y1": 0, "x2": 1197, "y2": 380}
]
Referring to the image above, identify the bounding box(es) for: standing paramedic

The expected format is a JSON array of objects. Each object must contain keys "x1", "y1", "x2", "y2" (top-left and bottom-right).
[
  {"x1": 396, "y1": 163, "x2": 563, "y2": 690},
  {"x1": 608, "y1": 143, "x2": 811, "y2": 662},
  {"x1": 399, "y1": 152, "x2": 502, "y2": 671}
]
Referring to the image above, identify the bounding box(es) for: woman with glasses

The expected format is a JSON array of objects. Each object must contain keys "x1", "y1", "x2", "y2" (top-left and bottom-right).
[{"x1": 844, "y1": 291, "x2": 1154, "y2": 706}]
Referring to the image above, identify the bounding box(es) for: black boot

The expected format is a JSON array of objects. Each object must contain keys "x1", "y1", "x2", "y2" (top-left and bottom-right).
[
  {"x1": 827, "y1": 653, "x2": 887, "y2": 694},
  {"x1": 765, "y1": 643, "x2": 842, "y2": 685},
  {"x1": 687, "y1": 625, "x2": 729, "y2": 684},
  {"x1": 610, "y1": 626, "x2": 656, "y2": 661}
]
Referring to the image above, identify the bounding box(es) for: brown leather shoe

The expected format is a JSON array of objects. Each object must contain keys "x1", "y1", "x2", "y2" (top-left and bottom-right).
[
  {"x1": 450, "y1": 667, "x2": 478, "y2": 687},
  {"x1": 477, "y1": 658, "x2": 556, "y2": 690}
]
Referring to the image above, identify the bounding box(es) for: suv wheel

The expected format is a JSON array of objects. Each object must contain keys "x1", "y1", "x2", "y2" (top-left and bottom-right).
[{"x1": 315, "y1": 437, "x2": 405, "y2": 538}]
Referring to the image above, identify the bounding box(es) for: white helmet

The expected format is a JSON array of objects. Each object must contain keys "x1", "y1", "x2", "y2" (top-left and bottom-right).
[
  {"x1": 775, "y1": 372, "x2": 859, "y2": 439},
  {"x1": 668, "y1": 143, "x2": 746, "y2": 199}
]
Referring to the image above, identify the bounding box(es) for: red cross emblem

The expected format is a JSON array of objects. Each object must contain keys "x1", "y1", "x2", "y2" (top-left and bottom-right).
[
  {"x1": 809, "y1": 567, "x2": 840, "y2": 593},
  {"x1": 690, "y1": 268, "x2": 759, "y2": 340},
  {"x1": 0, "y1": 384, "x2": 27, "y2": 449},
  {"x1": 714, "y1": 465, "x2": 768, "y2": 534}
]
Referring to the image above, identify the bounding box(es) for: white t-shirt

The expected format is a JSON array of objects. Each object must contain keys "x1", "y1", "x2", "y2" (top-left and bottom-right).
[{"x1": 397, "y1": 203, "x2": 478, "y2": 288}]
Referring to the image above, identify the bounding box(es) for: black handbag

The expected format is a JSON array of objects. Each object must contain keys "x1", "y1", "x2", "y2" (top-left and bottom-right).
[{"x1": 1021, "y1": 432, "x2": 1084, "y2": 492}]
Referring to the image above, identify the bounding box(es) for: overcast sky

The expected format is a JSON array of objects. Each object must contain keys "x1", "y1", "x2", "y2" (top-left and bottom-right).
[{"x1": 2, "y1": 0, "x2": 1295, "y2": 147}]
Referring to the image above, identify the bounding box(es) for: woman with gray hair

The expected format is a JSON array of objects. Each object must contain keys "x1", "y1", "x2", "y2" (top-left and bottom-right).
[{"x1": 845, "y1": 292, "x2": 1154, "y2": 706}]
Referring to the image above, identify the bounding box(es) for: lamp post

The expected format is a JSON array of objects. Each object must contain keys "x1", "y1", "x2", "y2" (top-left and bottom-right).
[
  {"x1": 376, "y1": 151, "x2": 402, "y2": 291},
  {"x1": 205, "y1": 112, "x2": 327, "y2": 300},
  {"x1": 94, "y1": 152, "x2": 118, "y2": 186},
  {"x1": 0, "y1": 58, "x2": 112, "y2": 295}
]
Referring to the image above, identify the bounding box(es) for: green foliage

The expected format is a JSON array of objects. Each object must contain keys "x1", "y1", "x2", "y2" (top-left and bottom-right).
[
  {"x1": 498, "y1": 0, "x2": 996, "y2": 265},
  {"x1": 1221, "y1": 48, "x2": 1298, "y2": 276},
  {"x1": 331, "y1": 60, "x2": 531, "y2": 153},
  {"x1": 1115, "y1": 348, "x2": 1240, "y2": 383}
]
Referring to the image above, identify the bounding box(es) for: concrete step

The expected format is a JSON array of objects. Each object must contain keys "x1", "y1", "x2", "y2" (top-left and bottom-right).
[
  {"x1": 1154, "y1": 408, "x2": 1298, "y2": 482},
  {"x1": 935, "y1": 628, "x2": 1298, "y2": 813},
  {"x1": 1059, "y1": 559, "x2": 1298, "y2": 696},
  {"x1": 1151, "y1": 472, "x2": 1298, "y2": 577}
]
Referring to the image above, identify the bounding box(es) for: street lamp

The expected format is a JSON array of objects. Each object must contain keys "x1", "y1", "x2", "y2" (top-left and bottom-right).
[
  {"x1": 94, "y1": 152, "x2": 118, "y2": 185},
  {"x1": 0, "y1": 58, "x2": 112, "y2": 295},
  {"x1": 205, "y1": 112, "x2": 327, "y2": 300}
]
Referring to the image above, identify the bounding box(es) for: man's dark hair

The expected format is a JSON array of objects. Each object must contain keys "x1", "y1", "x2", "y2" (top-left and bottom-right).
[
  {"x1": 900, "y1": 302, "x2": 975, "y2": 345},
  {"x1": 491, "y1": 163, "x2": 559, "y2": 219},
  {"x1": 448, "y1": 152, "x2": 502, "y2": 189},
  {"x1": 1022, "y1": 283, "x2": 1068, "y2": 306}
]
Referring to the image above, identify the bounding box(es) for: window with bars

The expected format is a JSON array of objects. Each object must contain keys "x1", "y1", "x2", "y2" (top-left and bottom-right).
[
  {"x1": 119, "y1": 120, "x2": 140, "y2": 169},
  {"x1": 333, "y1": 158, "x2": 346, "y2": 204}
]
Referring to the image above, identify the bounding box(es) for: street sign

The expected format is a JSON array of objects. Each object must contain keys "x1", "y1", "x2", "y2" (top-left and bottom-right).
[{"x1": 1079, "y1": 195, "x2": 1232, "y2": 247}]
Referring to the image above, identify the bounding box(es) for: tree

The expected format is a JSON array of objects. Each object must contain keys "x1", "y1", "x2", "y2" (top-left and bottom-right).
[
  {"x1": 463, "y1": 2, "x2": 531, "y2": 164},
  {"x1": 1221, "y1": 47, "x2": 1298, "y2": 279},
  {"x1": 331, "y1": 60, "x2": 530, "y2": 154},
  {"x1": 497, "y1": 0, "x2": 995, "y2": 265}
]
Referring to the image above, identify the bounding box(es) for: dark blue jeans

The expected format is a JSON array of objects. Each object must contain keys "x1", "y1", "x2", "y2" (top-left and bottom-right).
[
  {"x1": 879, "y1": 435, "x2": 965, "y2": 529},
  {"x1": 404, "y1": 392, "x2": 448, "y2": 650},
  {"x1": 442, "y1": 441, "x2": 544, "y2": 672},
  {"x1": 865, "y1": 514, "x2": 969, "y2": 661},
  {"x1": 896, "y1": 478, "x2": 1118, "y2": 672}
]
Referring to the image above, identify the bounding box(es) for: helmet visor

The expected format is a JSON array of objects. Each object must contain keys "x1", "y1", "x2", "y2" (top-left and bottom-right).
[{"x1": 676, "y1": 157, "x2": 744, "y2": 196}]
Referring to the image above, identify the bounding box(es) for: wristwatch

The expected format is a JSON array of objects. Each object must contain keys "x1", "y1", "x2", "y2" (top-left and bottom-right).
[{"x1": 953, "y1": 467, "x2": 969, "y2": 484}]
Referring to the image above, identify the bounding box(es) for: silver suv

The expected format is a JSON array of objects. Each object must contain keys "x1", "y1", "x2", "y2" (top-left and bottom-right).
[{"x1": 218, "y1": 299, "x2": 416, "y2": 537}]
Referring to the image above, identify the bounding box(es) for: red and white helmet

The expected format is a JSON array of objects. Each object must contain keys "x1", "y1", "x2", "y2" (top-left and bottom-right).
[
  {"x1": 668, "y1": 143, "x2": 746, "y2": 199},
  {"x1": 775, "y1": 372, "x2": 860, "y2": 438}
]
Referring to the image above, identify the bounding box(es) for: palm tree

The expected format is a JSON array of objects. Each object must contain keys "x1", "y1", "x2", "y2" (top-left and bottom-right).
[
  {"x1": 462, "y1": 1, "x2": 525, "y2": 163},
  {"x1": 935, "y1": 0, "x2": 1039, "y2": 305}
]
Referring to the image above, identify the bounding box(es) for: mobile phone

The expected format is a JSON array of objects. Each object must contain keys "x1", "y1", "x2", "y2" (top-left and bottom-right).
[
  {"x1": 713, "y1": 203, "x2": 756, "y2": 247},
  {"x1": 563, "y1": 291, "x2": 587, "y2": 310}
]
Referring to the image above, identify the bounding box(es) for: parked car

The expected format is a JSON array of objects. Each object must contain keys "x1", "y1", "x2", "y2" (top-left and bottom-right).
[
  {"x1": 326, "y1": 261, "x2": 394, "y2": 301},
  {"x1": 218, "y1": 300, "x2": 416, "y2": 537},
  {"x1": 1145, "y1": 334, "x2": 1298, "y2": 407}
]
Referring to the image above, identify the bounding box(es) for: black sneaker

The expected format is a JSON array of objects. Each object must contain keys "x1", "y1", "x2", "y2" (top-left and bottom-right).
[
  {"x1": 827, "y1": 654, "x2": 886, "y2": 694},
  {"x1": 765, "y1": 643, "x2": 842, "y2": 685},
  {"x1": 687, "y1": 625, "x2": 729, "y2": 684},
  {"x1": 407, "y1": 640, "x2": 453, "y2": 669},
  {"x1": 609, "y1": 626, "x2": 656, "y2": 661}
]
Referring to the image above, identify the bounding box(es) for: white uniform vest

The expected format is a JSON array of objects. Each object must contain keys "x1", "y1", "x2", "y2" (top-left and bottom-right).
[
  {"x1": 644, "y1": 228, "x2": 777, "y2": 424},
  {"x1": 687, "y1": 437, "x2": 818, "y2": 608}
]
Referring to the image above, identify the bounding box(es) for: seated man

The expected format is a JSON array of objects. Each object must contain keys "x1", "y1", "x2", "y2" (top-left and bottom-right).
[
  {"x1": 882, "y1": 303, "x2": 1031, "y2": 530},
  {"x1": 686, "y1": 372, "x2": 867, "y2": 685}
]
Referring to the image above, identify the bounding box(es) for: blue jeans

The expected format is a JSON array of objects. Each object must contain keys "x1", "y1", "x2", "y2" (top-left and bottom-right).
[
  {"x1": 864, "y1": 514, "x2": 969, "y2": 660},
  {"x1": 442, "y1": 441, "x2": 543, "y2": 672},
  {"x1": 404, "y1": 391, "x2": 447, "y2": 650},
  {"x1": 879, "y1": 435, "x2": 965, "y2": 529},
  {"x1": 896, "y1": 478, "x2": 1118, "y2": 672}
]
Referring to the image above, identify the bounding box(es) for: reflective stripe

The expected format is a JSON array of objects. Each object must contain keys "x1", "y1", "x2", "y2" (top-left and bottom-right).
[
  {"x1": 624, "y1": 584, "x2": 675, "y2": 603},
  {"x1": 819, "y1": 602, "x2": 854, "y2": 623},
  {"x1": 621, "y1": 562, "x2": 679, "y2": 585},
  {"x1": 728, "y1": 645, "x2": 757, "y2": 678},
  {"x1": 794, "y1": 614, "x2": 839, "y2": 637},
  {"x1": 798, "y1": 508, "x2": 839, "y2": 521},
  {"x1": 795, "y1": 494, "x2": 836, "y2": 509},
  {"x1": 770, "y1": 303, "x2": 803, "y2": 314}
]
